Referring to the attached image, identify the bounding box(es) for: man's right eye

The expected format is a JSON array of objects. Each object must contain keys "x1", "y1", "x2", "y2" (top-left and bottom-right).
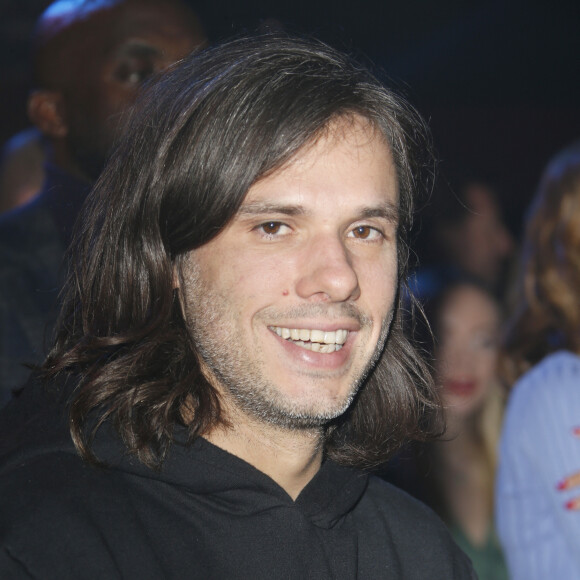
[
  {"x1": 114, "y1": 59, "x2": 155, "y2": 86},
  {"x1": 256, "y1": 221, "x2": 290, "y2": 237}
]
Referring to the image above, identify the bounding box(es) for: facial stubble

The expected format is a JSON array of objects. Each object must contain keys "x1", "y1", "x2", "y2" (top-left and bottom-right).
[{"x1": 181, "y1": 260, "x2": 394, "y2": 431}]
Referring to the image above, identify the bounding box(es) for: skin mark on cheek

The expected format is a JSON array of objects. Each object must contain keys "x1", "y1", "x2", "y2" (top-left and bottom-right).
[{"x1": 282, "y1": 290, "x2": 289, "y2": 296}]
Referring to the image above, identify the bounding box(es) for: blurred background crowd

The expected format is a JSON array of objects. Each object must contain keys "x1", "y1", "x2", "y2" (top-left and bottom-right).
[{"x1": 0, "y1": 1, "x2": 579, "y2": 579}]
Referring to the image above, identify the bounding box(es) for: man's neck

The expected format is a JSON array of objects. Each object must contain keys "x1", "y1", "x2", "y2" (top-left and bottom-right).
[{"x1": 205, "y1": 410, "x2": 324, "y2": 500}]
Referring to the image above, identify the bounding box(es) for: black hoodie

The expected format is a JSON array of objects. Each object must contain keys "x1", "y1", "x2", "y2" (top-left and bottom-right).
[{"x1": 0, "y1": 379, "x2": 475, "y2": 579}]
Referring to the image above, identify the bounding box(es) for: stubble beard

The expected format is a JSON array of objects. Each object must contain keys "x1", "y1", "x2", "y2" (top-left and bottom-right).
[{"x1": 181, "y1": 262, "x2": 394, "y2": 432}]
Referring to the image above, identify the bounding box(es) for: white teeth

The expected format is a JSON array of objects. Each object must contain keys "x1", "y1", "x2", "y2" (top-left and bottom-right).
[
  {"x1": 324, "y1": 331, "x2": 336, "y2": 345},
  {"x1": 310, "y1": 329, "x2": 324, "y2": 343},
  {"x1": 269, "y1": 326, "x2": 349, "y2": 352},
  {"x1": 292, "y1": 340, "x2": 342, "y2": 353},
  {"x1": 319, "y1": 343, "x2": 337, "y2": 353}
]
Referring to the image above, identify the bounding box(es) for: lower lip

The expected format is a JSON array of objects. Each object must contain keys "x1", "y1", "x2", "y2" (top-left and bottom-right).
[
  {"x1": 444, "y1": 380, "x2": 477, "y2": 397},
  {"x1": 271, "y1": 330, "x2": 355, "y2": 370}
]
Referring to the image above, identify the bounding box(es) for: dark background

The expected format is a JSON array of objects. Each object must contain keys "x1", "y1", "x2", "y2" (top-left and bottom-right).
[{"x1": 1, "y1": 0, "x2": 578, "y2": 235}]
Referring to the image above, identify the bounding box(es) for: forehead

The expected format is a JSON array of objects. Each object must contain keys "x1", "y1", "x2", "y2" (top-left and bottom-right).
[
  {"x1": 441, "y1": 286, "x2": 499, "y2": 327},
  {"x1": 104, "y1": 2, "x2": 202, "y2": 47},
  {"x1": 49, "y1": 1, "x2": 202, "y2": 68},
  {"x1": 243, "y1": 116, "x2": 398, "y2": 208}
]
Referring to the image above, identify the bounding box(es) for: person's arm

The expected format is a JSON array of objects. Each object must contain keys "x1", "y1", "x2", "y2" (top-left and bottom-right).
[
  {"x1": 496, "y1": 354, "x2": 580, "y2": 579},
  {"x1": 556, "y1": 428, "x2": 580, "y2": 510}
]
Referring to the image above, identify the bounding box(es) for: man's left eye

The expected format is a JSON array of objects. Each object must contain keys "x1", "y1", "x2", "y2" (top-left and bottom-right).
[
  {"x1": 349, "y1": 226, "x2": 382, "y2": 240},
  {"x1": 257, "y1": 221, "x2": 290, "y2": 236}
]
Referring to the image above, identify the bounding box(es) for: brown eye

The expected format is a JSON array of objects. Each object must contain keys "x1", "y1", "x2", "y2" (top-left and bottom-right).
[
  {"x1": 353, "y1": 226, "x2": 371, "y2": 239},
  {"x1": 349, "y1": 225, "x2": 382, "y2": 241},
  {"x1": 261, "y1": 222, "x2": 282, "y2": 235}
]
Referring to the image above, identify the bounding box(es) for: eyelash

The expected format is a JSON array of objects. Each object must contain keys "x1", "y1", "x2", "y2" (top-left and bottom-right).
[
  {"x1": 347, "y1": 225, "x2": 384, "y2": 241},
  {"x1": 256, "y1": 221, "x2": 291, "y2": 237},
  {"x1": 254, "y1": 221, "x2": 384, "y2": 242}
]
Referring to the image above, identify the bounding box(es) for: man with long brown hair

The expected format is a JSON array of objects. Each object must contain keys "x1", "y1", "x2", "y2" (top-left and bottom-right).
[{"x1": 0, "y1": 36, "x2": 475, "y2": 578}]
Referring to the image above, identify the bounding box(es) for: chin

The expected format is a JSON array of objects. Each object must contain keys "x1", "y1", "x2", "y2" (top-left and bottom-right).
[
  {"x1": 255, "y1": 381, "x2": 359, "y2": 429},
  {"x1": 444, "y1": 394, "x2": 485, "y2": 421}
]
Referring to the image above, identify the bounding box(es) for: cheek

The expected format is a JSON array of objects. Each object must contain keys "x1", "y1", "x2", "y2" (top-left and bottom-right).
[
  {"x1": 86, "y1": 76, "x2": 140, "y2": 125},
  {"x1": 436, "y1": 345, "x2": 462, "y2": 374},
  {"x1": 359, "y1": 254, "x2": 398, "y2": 306},
  {"x1": 224, "y1": 251, "x2": 291, "y2": 304},
  {"x1": 475, "y1": 351, "x2": 498, "y2": 379},
  {"x1": 101, "y1": 86, "x2": 138, "y2": 120}
]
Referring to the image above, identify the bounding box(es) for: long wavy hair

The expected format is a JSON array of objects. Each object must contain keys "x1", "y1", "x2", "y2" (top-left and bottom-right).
[
  {"x1": 503, "y1": 142, "x2": 580, "y2": 382},
  {"x1": 42, "y1": 35, "x2": 442, "y2": 469}
]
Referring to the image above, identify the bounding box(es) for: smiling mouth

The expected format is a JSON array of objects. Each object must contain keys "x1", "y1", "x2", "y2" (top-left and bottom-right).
[{"x1": 269, "y1": 326, "x2": 349, "y2": 353}]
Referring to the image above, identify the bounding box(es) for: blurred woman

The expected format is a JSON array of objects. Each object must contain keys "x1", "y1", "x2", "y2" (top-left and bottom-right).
[
  {"x1": 424, "y1": 282, "x2": 508, "y2": 580},
  {"x1": 379, "y1": 280, "x2": 508, "y2": 578},
  {"x1": 497, "y1": 142, "x2": 580, "y2": 578}
]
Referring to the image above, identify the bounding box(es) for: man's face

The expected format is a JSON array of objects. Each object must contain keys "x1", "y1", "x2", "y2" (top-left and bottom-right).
[
  {"x1": 63, "y1": 1, "x2": 206, "y2": 179},
  {"x1": 181, "y1": 116, "x2": 400, "y2": 430}
]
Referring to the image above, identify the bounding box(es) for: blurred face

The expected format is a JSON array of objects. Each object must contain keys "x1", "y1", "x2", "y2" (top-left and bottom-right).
[
  {"x1": 62, "y1": 1, "x2": 206, "y2": 179},
  {"x1": 181, "y1": 117, "x2": 400, "y2": 430},
  {"x1": 449, "y1": 184, "x2": 514, "y2": 287},
  {"x1": 435, "y1": 285, "x2": 500, "y2": 418}
]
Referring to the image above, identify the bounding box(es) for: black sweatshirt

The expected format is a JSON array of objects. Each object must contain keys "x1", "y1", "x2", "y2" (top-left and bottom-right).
[{"x1": 0, "y1": 381, "x2": 476, "y2": 579}]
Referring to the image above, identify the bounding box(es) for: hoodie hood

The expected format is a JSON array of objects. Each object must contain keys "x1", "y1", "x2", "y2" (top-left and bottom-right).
[{"x1": 0, "y1": 375, "x2": 369, "y2": 531}]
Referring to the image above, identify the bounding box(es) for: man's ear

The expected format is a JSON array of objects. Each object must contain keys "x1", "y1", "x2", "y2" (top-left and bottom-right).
[{"x1": 27, "y1": 90, "x2": 68, "y2": 138}]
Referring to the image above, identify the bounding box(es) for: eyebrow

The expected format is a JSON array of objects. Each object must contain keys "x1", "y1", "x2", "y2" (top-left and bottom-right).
[
  {"x1": 237, "y1": 201, "x2": 399, "y2": 224},
  {"x1": 237, "y1": 203, "x2": 306, "y2": 217},
  {"x1": 358, "y1": 204, "x2": 399, "y2": 224}
]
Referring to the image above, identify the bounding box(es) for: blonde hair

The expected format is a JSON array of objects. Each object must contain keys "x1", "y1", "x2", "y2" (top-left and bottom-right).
[{"x1": 474, "y1": 378, "x2": 506, "y2": 516}]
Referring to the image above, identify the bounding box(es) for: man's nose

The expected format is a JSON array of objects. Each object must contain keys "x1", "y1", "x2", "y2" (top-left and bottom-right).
[{"x1": 294, "y1": 234, "x2": 360, "y2": 303}]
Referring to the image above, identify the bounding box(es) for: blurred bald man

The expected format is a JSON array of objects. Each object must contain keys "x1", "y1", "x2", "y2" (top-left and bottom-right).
[{"x1": 0, "y1": 0, "x2": 207, "y2": 404}]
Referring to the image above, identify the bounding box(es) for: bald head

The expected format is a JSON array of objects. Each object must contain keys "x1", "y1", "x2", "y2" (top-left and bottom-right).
[{"x1": 29, "y1": 0, "x2": 207, "y2": 180}]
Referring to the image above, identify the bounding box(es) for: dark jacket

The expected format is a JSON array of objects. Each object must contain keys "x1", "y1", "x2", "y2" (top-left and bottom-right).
[
  {"x1": 0, "y1": 166, "x2": 90, "y2": 404},
  {"x1": 0, "y1": 378, "x2": 476, "y2": 579}
]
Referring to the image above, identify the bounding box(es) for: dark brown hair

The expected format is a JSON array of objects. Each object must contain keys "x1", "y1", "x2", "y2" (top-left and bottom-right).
[
  {"x1": 503, "y1": 142, "x2": 580, "y2": 382},
  {"x1": 43, "y1": 35, "x2": 441, "y2": 469}
]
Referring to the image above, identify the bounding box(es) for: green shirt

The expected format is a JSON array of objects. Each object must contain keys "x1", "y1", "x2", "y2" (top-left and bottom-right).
[{"x1": 451, "y1": 523, "x2": 509, "y2": 580}]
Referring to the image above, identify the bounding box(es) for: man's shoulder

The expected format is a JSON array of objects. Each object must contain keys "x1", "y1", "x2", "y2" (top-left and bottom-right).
[
  {"x1": 0, "y1": 198, "x2": 64, "y2": 399},
  {"x1": 0, "y1": 196, "x2": 63, "y2": 278},
  {"x1": 354, "y1": 475, "x2": 476, "y2": 578},
  {"x1": 0, "y1": 197, "x2": 53, "y2": 245},
  {"x1": 1, "y1": 447, "x2": 111, "y2": 511},
  {"x1": 0, "y1": 382, "x2": 145, "y2": 578},
  {"x1": 0, "y1": 449, "x2": 147, "y2": 579},
  {"x1": 362, "y1": 474, "x2": 449, "y2": 530}
]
